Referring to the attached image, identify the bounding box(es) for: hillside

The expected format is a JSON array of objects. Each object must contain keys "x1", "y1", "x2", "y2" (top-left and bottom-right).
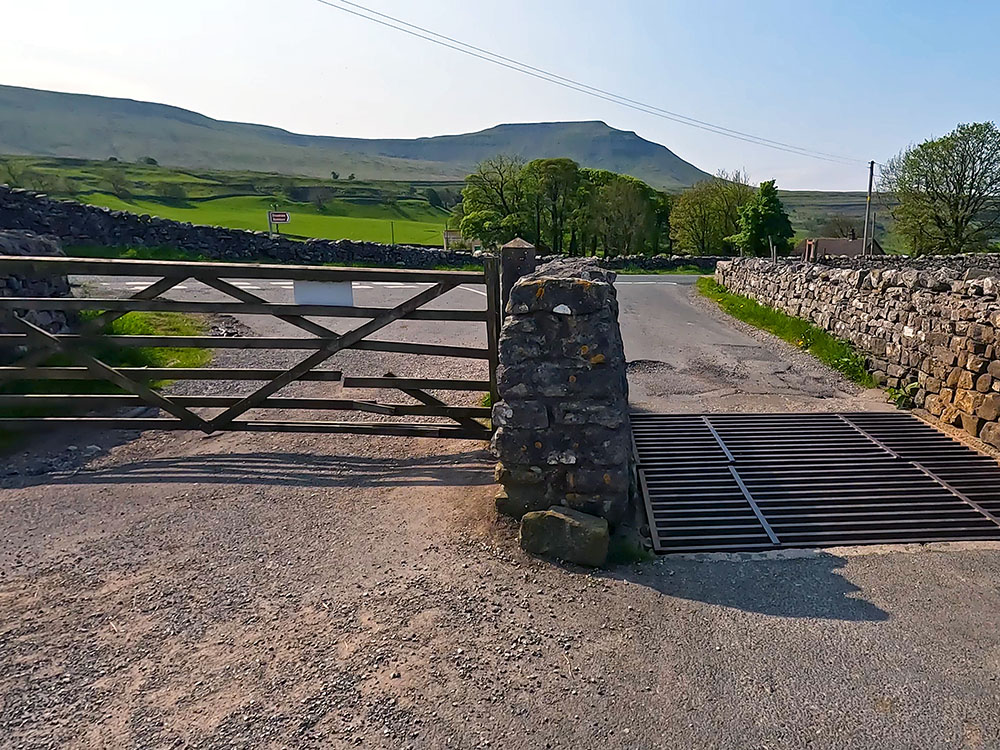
[{"x1": 0, "y1": 85, "x2": 711, "y2": 189}]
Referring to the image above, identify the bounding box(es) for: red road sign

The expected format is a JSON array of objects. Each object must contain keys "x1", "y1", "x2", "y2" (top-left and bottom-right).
[{"x1": 268, "y1": 211, "x2": 290, "y2": 224}]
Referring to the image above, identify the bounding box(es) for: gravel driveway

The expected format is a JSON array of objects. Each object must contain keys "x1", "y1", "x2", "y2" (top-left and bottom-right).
[{"x1": 2, "y1": 280, "x2": 1000, "y2": 749}]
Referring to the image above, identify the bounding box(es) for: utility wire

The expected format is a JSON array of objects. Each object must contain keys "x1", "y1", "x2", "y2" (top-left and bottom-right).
[{"x1": 313, "y1": 0, "x2": 868, "y2": 167}]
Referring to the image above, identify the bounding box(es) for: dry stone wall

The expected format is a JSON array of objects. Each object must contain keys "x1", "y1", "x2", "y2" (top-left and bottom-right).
[
  {"x1": 536, "y1": 253, "x2": 725, "y2": 274},
  {"x1": 716, "y1": 257, "x2": 1000, "y2": 450},
  {"x1": 0, "y1": 230, "x2": 75, "y2": 338},
  {"x1": 491, "y1": 258, "x2": 632, "y2": 567}
]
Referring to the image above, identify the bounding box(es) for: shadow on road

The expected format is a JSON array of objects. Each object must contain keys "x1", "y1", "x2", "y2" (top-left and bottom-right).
[
  {"x1": 31, "y1": 450, "x2": 495, "y2": 489},
  {"x1": 615, "y1": 552, "x2": 889, "y2": 622}
]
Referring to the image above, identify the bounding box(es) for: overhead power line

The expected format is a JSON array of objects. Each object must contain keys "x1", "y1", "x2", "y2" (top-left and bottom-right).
[{"x1": 313, "y1": 0, "x2": 869, "y2": 167}]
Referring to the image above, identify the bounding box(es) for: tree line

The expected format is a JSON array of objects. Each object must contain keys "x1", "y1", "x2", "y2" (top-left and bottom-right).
[
  {"x1": 880, "y1": 121, "x2": 1000, "y2": 255},
  {"x1": 456, "y1": 155, "x2": 793, "y2": 257}
]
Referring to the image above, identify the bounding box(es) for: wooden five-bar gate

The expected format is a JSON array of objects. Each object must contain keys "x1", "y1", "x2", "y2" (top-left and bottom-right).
[{"x1": 0, "y1": 256, "x2": 501, "y2": 440}]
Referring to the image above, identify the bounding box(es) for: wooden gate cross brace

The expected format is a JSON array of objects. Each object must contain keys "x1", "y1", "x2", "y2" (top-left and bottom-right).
[{"x1": 206, "y1": 281, "x2": 460, "y2": 431}]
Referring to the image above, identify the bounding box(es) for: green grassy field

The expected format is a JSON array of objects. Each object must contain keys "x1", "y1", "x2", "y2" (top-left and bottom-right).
[
  {"x1": 1, "y1": 154, "x2": 459, "y2": 246},
  {"x1": 79, "y1": 193, "x2": 450, "y2": 245}
]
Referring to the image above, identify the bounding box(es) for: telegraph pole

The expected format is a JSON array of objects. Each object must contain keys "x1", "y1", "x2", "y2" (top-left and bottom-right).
[{"x1": 861, "y1": 160, "x2": 875, "y2": 256}]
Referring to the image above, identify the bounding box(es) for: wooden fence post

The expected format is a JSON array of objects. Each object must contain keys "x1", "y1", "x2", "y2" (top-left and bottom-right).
[{"x1": 483, "y1": 256, "x2": 501, "y2": 408}]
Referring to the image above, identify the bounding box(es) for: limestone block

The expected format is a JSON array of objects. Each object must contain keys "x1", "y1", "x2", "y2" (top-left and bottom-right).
[
  {"x1": 519, "y1": 507, "x2": 609, "y2": 567},
  {"x1": 977, "y1": 395, "x2": 1000, "y2": 423},
  {"x1": 981, "y1": 422, "x2": 1000, "y2": 450},
  {"x1": 960, "y1": 412, "x2": 985, "y2": 437}
]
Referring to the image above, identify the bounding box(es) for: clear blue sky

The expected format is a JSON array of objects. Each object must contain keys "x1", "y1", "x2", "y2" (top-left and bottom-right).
[{"x1": 3, "y1": 0, "x2": 998, "y2": 189}]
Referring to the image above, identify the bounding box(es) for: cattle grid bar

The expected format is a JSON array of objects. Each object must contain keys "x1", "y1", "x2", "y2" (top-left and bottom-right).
[{"x1": 632, "y1": 412, "x2": 1000, "y2": 554}]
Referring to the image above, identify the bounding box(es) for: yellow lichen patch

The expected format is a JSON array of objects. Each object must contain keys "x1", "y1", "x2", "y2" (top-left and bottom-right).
[
  {"x1": 589, "y1": 353, "x2": 606, "y2": 365},
  {"x1": 603, "y1": 473, "x2": 612, "y2": 485},
  {"x1": 580, "y1": 345, "x2": 590, "y2": 355},
  {"x1": 574, "y1": 280, "x2": 593, "y2": 289},
  {"x1": 535, "y1": 284, "x2": 546, "y2": 298},
  {"x1": 534, "y1": 441, "x2": 543, "y2": 449},
  {"x1": 568, "y1": 474, "x2": 576, "y2": 488},
  {"x1": 569, "y1": 374, "x2": 577, "y2": 383}
]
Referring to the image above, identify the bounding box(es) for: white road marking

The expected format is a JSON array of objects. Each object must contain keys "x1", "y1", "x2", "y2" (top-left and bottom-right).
[
  {"x1": 353, "y1": 285, "x2": 373, "y2": 290},
  {"x1": 460, "y1": 285, "x2": 488, "y2": 297}
]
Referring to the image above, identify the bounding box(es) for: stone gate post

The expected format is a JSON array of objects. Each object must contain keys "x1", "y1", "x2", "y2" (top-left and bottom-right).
[{"x1": 491, "y1": 258, "x2": 633, "y2": 567}]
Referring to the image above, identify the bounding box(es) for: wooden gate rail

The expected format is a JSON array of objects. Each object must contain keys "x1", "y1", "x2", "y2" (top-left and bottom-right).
[
  {"x1": 0, "y1": 256, "x2": 486, "y2": 284},
  {"x1": 0, "y1": 255, "x2": 500, "y2": 440}
]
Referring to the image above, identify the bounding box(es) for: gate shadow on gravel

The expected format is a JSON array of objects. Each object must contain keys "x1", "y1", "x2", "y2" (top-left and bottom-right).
[
  {"x1": 32, "y1": 450, "x2": 495, "y2": 489},
  {"x1": 615, "y1": 552, "x2": 889, "y2": 622}
]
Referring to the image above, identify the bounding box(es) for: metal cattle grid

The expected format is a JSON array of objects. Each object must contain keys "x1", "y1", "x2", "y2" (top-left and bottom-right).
[
  {"x1": 632, "y1": 411, "x2": 1000, "y2": 553},
  {"x1": 0, "y1": 255, "x2": 502, "y2": 440}
]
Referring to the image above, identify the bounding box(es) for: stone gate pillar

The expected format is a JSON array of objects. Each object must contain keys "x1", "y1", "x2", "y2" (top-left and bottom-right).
[{"x1": 491, "y1": 258, "x2": 632, "y2": 567}]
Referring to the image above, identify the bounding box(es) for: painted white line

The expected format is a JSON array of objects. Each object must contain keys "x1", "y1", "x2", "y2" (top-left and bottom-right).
[
  {"x1": 270, "y1": 281, "x2": 293, "y2": 286},
  {"x1": 460, "y1": 285, "x2": 488, "y2": 297},
  {"x1": 233, "y1": 285, "x2": 262, "y2": 290},
  {"x1": 353, "y1": 285, "x2": 373, "y2": 290}
]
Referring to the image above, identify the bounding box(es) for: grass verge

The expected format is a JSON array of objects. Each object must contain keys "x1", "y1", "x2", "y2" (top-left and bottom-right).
[
  {"x1": 696, "y1": 277, "x2": 875, "y2": 387},
  {"x1": 68, "y1": 244, "x2": 210, "y2": 262},
  {"x1": 0, "y1": 312, "x2": 210, "y2": 450},
  {"x1": 614, "y1": 264, "x2": 711, "y2": 275}
]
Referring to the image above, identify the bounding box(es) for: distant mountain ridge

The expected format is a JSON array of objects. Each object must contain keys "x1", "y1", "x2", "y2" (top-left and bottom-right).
[{"x1": 0, "y1": 84, "x2": 711, "y2": 189}]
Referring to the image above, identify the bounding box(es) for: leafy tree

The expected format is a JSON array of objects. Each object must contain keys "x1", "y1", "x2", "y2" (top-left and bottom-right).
[
  {"x1": 670, "y1": 181, "x2": 725, "y2": 254},
  {"x1": 727, "y1": 180, "x2": 794, "y2": 257},
  {"x1": 330, "y1": 170, "x2": 339, "y2": 180},
  {"x1": 708, "y1": 169, "x2": 755, "y2": 252},
  {"x1": 880, "y1": 121, "x2": 1000, "y2": 254},
  {"x1": 0, "y1": 159, "x2": 25, "y2": 187},
  {"x1": 459, "y1": 155, "x2": 528, "y2": 246},
  {"x1": 669, "y1": 173, "x2": 755, "y2": 255},
  {"x1": 531, "y1": 158, "x2": 581, "y2": 255},
  {"x1": 651, "y1": 191, "x2": 675, "y2": 254},
  {"x1": 818, "y1": 215, "x2": 860, "y2": 238},
  {"x1": 423, "y1": 187, "x2": 444, "y2": 208},
  {"x1": 154, "y1": 182, "x2": 187, "y2": 201},
  {"x1": 457, "y1": 154, "x2": 678, "y2": 255},
  {"x1": 347, "y1": 173, "x2": 356, "y2": 181},
  {"x1": 139, "y1": 156, "x2": 158, "y2": 166},
  {"x1": 592, "y1": 176, "x2": 654, "y2": 257},
  {"x1": 102, "y1": 169, "x2": 132, "y2": 200}
]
